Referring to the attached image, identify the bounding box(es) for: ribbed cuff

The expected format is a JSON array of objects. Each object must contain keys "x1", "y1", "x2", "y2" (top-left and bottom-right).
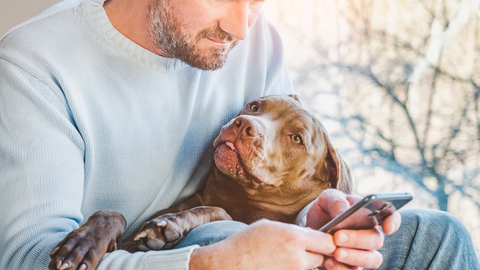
[
  {"x1": 295, "y1": 200, "x2": 315, "y2": 227},
  {"x1": 142, "y1": 245, "x2": 200, "y2": 270}
]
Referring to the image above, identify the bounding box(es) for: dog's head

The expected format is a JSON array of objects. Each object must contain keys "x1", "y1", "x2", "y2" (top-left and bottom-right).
[{"x1": 213, "y1": 95, "x2": 353, "y2": 205}]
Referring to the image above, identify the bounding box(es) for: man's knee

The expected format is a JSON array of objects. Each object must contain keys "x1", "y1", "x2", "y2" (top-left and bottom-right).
[
  {"x1": 397, "y1": 208, "x2": 479, "y2": 269},
  {"x1": 174, "y1": 221, "x2": 248, "y2": 249},
  {"x1": 379, "y1": 208, "x2": 479, "y2": 270},
  {"x1": 399, "y1": 208, "x2": 469, "y2": 239}
]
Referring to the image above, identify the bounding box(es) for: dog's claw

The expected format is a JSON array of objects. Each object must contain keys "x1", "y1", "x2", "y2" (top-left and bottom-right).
[
  {"x1": 157, "y1": 221, "x2": 167, "y2": 227},
  {"x1": 50, "y1": 247, "x2": 60, "y2": 256},
  {"x1": 56, "y1": 260, "x2": 63, "y2": 269},
  {"x1": 58, "y1": 261, "x2": 70, "y2": 270},
  {"x1": 107, "y1": 239, "x2": 117, "y2": 252},
  {"x1": 138, "y1": 243, "x2": 151, "y2": 252},
  {"x1": 134, "y1": 231, "x2": 147, "y2": 241}
]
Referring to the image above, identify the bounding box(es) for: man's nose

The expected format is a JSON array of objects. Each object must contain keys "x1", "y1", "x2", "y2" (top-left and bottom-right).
[{"x1": 219, "y1": 2, "x2": 256, "y2": 40}]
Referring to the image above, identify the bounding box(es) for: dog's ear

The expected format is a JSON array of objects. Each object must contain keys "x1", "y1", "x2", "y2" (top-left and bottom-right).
[
  {"x1": 288, "y1": 94, "x2": 301, "y2": 104},
  {"x1": 324, "y1": 141, "x2": 353, "y2": 194}
]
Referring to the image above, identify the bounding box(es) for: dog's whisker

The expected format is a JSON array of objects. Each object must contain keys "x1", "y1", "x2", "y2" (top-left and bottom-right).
[{"x1": 276, "y1": 186, "x2": 284, "y2": 198}]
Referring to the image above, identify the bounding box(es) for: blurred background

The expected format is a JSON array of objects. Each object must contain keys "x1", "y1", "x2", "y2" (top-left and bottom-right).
[
  {"x1": 264, "y1": 0, "x2": 480, "y2": 255},
  {"x1": 2, "y1": 0, "x2": 479, "y2": 255}
]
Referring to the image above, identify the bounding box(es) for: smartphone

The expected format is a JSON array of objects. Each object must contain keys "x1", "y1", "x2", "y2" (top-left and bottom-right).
[{"x1": 319, "y1": 192, "x2": 413, "y2": 234}]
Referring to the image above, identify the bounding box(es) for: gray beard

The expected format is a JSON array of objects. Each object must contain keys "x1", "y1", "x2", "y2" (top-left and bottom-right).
[{"x1": 147, "y1": 0, "x2": 239, "y2": 70}]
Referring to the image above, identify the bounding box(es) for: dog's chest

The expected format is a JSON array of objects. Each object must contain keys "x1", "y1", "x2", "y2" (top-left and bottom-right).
[{"x1": 203, "y1": 184, "x2": 298, "y2": 224}]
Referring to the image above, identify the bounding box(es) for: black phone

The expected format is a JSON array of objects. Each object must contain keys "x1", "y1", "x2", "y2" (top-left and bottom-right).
[{"x1": 319, "y1": 192, "x2": 413, "y2": 234}]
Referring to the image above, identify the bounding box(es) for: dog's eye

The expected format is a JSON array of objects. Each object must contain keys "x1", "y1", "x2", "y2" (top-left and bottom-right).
[
  {"x1": 250, "y1": 103, "x2": 259, "y2": 112},
  {"x1": 291, "y1": 135, "x2": 303, "y2": 145}
]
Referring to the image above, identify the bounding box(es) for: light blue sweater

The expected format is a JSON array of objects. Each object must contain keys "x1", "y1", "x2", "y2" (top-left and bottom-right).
[{"x1": 0, "y1": 0, "x2": 294, "y2": 269}]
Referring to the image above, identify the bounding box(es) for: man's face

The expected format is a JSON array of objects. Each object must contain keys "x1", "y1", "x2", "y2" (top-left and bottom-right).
[{"x1": 148, "y1": 0, "x2": 264, "y2": 70}]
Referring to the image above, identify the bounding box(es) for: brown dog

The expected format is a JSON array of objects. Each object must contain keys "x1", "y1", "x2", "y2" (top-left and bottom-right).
[{"x1": 49, "y1": 95, "x2": 353, "y2": 269}]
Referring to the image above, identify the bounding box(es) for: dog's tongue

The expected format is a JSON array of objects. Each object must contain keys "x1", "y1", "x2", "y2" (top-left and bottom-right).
[{"x1": 226, "y1": 142, "x2": 236, "y2": 151}]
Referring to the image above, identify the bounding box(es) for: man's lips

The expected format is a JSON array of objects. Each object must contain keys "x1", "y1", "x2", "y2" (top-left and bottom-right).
[{"x1": 206, "y1": 38, "x2": 233, "y2": 47}]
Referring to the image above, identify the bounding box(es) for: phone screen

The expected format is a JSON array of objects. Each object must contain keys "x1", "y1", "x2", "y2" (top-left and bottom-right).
[{"x1": 320, "y1": 193, "x2": 413, "y2": 234}]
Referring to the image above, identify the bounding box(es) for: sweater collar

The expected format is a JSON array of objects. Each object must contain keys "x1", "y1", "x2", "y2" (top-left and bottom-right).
[{"x1": 79, "y1": 0, "x2": 188, "y2": 72}]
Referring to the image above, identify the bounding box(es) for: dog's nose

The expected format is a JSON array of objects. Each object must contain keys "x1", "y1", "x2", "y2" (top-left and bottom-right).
[{"x1": 235, "y1": 116, "x2": 260, "y2": 137}]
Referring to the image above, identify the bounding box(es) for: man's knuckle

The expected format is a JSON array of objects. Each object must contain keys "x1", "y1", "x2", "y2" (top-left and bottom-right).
[
  {"x1": 291, "y1": 258, "x2": 305, "y2": 269},
  {"x1": 324, "y1": 234, "x2": 336, "y2": 253},
  {"x1": 374, "y1": 242, "x2": 383, "y2": 250},
  {"x1": 331, "y1": 199, "x2": 345, "y2": 208},
  {"x1": 371, "y1": 230, "x2": 384, "y2": 249},
  {"x1": 311, "y1": 254, "x2": 325, "y2": 269},
  {"x1": 373, "y1": 253, "x2": 383, "y2": 268},
  {"x1": 283, "y1": 233, "x2": 301, "y2": 247},
  {"x1": 328, "y1": 244, "x2": 336, "y2": 254},
  {"x1": 254, "y1": 219, "x2": 270, "y2": 227},
  {"x1": 257, "y1": 221, "x2": 273, "y2": 232}
]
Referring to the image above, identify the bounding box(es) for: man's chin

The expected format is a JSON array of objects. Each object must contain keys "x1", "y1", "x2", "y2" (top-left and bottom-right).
[
  {"x1": 182, "y1": 54, "x2": 228, "y2": 70},
  {"x1": 180, "y1": 41, "x2": 237, "y2": 70}
]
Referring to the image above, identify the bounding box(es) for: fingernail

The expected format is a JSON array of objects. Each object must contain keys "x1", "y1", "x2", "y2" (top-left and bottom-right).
[
  {"x1": 50, "y1": 247, "x2": 59, "y2": 255},
  {"x1": 339, "y1": 249, "x2": 348, "y2": 259},
  {"x1": 58, "y1": 262, "x2": 70, "y2": 270},
  {"x1": 79, "y1": 263, "x2": 87, "y2": 270},
  {"x1": 391, "y1": 224, "x2": 396, "y2": 233},
  {"x1": 338, "y1": 232, "x2": 349, "y2": 243},
  {"x1": 324, "y1": 259, "x2": 334, "y2": 268}
]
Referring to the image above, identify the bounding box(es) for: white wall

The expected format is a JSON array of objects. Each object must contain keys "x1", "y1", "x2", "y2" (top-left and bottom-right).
[{"x1": 0, "y1": 0, "x2": 62, "y2": 36}]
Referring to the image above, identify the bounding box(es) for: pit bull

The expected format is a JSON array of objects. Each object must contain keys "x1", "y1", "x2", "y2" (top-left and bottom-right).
[{"x1": 49, "y1": 94, "x2": 353, "y2": 270}]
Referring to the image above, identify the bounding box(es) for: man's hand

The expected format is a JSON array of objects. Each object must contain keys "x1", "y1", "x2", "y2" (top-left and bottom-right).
[
  {"x1": 306, "y1": 189, "x2": 402, "y2": 270},
  {"x1": 189, "y1": 219, "x2": 336, "y2": 270}
]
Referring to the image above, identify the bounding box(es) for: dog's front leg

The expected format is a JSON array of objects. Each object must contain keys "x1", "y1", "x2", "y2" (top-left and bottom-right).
[
  {"x1": 132, "y1": 206, "x2": 232, "y2": 251},
  {"x1": 49, "y1": 209, "x2": 126, "y2": 270}
]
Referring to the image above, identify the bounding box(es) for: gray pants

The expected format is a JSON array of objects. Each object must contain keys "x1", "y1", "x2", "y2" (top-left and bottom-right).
[{"x1": 175, "y1": 208, "x2": 480, "y2": 269}]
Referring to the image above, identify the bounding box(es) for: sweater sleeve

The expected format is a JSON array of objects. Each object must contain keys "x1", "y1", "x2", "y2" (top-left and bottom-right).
[
  {"x1": 294, "y1": 200, "x2": 315, "y2": 227},
  {"x1": 0, "y1": 57, "x2": 199, "y2": 270},
  {"x1": 0, "y1": 56, "x2": 85, "y2": 269}
]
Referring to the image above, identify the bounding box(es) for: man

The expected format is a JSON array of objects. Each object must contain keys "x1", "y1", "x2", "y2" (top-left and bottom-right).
[{"x1": 0, "y1": 0, "x2": 478, "y2": 269}]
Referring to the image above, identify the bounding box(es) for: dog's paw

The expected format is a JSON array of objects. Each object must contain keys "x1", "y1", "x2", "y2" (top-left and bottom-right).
[
  {"x1": 134, "y1": 212, "x2": 190, "y2": 251},
  {"x1": 49, "y1": 210, "x2": 125, "y2": 270},
  {"x1": 49, "y1": 228, "x2": 117, "y2": 270}
]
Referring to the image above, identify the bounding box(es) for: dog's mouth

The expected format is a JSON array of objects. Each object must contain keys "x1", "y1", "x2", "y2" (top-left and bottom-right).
[{"x1": 214, "y1": 141, "x2": 265, "y2": 186}]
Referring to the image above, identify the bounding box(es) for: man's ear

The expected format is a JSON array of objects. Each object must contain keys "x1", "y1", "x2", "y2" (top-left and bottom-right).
[{"x1": 324, "y1": 140, "x2": 354, "y2": 194}]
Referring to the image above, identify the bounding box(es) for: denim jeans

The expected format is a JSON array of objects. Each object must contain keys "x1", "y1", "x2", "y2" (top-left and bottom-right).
[{"x1": 174, "y1": 208, "x2": 480, "y2": 269}]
